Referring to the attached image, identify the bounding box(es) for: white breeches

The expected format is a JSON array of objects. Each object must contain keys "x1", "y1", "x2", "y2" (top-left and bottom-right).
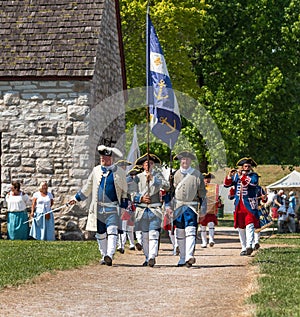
[
  {"x1": 254, "y1": 231, "x2": 260, "y2": 245},
  {"x1": 96, "y1": 232, "x2": 107, "y2": 257},
  {"x1": 118, "y1": 220, "x2": 135, "y2": 248},
  {"x1": 208, "y1": 222, "x2": 215, "y2": 244},
  {"x1": 200, "y1": 225, "x2": 207, "y2": 246},
  {"x1": 142, "y1": 230, "x2": 160, "y2": 261},
  {"x1": 176, "y1": 226, "x2": 196, "y2": 264},
  {"x1": 238, "y1": 223, "x2": 255, "y2": 251},
  {"x1": 200, "y1": 222, "x2": 215, "y2": 246},
  {"x1": 238, "y1": 228, "x2": 246, "y2": 251},
  {"x1": 168, "y1": 230, "x2": 178, "y2": 253},
  {"x1": 135, "y1": 230, "x2": 143, "y2": 245},
  {"x1": 246, "y1": 223, "x2": 255, "y2": 248},
  {"x1": 96, "y1": 225, "x2": 118, "y2": 258}
]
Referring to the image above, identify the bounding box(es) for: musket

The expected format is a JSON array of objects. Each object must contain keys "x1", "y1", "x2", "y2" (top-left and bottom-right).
[
  {"x1": 24, "y1": 203, "x2": 69, "y2": 224},
  {"x1": 168, "y1": 145, "x2": 175, "y2": 235}
]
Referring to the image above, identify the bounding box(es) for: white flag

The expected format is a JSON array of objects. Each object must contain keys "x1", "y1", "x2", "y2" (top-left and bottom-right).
[{"x1": 126, "y1": 125, "x2": 140, "y2": 172}]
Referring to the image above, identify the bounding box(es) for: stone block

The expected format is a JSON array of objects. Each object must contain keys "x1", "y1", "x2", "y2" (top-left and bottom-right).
[
  {"x1": 3, "y1": 92, "x2": 20, "y2": 106},
  {"x1": 0, "y1": 121, "x2": 9, "y2": 132},
  {"x1": 36, "y1": 158, "x2": 54, "y2": 173},
  {"x1": 2, "y1": 154, "x2": 21, "y2": 167},
  {"x1": 57, "y1": 121, "x2": 73, "y2": 135},
  {"x1": 68, "y1": 105, "x2": 89, "y2": 121},
  {"x1": 36, "y1": 121, "x2": 58, "y2": 135}
]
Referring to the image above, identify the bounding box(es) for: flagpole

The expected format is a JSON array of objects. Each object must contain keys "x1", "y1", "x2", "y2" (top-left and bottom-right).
[{"x1": 146, "y1": 2, "x2": 151, "y2": 194}]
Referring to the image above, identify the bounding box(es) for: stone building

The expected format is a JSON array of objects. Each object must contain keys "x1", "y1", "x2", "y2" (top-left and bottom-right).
[{"x1": 0, "y1": 0, "x2": 127, "y2": 240}]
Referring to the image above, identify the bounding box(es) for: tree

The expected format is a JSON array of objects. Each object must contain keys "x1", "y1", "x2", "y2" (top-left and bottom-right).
[
  {"x1": 120, "y1": 0, "x2": 300, "y2": 168},
  {"x1": 192, "y1": 0, "x2": 300, "y2": 166}
]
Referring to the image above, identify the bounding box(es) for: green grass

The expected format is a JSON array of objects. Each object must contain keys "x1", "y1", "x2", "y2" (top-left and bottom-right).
[
  {"x1": 218, "y1": 213, "x2": 234, "y2": 227},
  {"x1": 0, "y1": 240, "x2": 99, "y2": 289},
  {"x1": 250, "y1": 234, "x2": 300, "y2": 316}
]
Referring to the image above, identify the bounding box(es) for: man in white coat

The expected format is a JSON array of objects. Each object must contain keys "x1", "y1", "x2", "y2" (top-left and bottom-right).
[
  {"x1": 133, "y1": 153, "x2": 169, "y2": 267},
  {"x1": 69, "y1": 145, "x2": 128, "y2": 266},
  {"x1": 166, "y1": 151, "x2": 206, "y2": 267}
]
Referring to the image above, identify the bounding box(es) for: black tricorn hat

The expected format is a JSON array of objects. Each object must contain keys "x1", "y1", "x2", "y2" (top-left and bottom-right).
[
  {"x1": 127, "y1": 165, "x2": 143, "y2": 176},
  {"x1": 174, "y1": 151, "x2": 196, "y2": 161},
  {"x1": 236, "y1": 157, "x2": 257, "y2": 167},
  {"x1": 97, "y1": 145, "x2": 122, "y2": 158},
  {"x1": 203, "y1": 172, "x2": 215, "y2": 179},
  {"x1": 134, "y1": 153, "x2": 161, "y2": 166},
  {"x1": 116, "y1": 160, "x2": 132, "y2": 167}
]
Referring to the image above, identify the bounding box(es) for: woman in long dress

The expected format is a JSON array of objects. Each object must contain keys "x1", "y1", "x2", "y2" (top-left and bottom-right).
[
  {"x1": 29, "y1": 181, "x2": 55, "y2": 241},
  {"x1": 5, "y1": 181, "x2": 31, "y2": 240}
]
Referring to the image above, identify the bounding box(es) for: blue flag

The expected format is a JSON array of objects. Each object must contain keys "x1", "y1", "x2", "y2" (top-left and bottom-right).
[{"x1": 146, "y1": 14, "x2": 181, "y2": 149}]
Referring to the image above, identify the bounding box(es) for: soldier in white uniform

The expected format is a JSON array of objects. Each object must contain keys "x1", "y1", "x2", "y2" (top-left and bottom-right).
[
  {"x1": 117, "y1": 164, "x2": 143, "y2": 253},
  {"x1": 133, "y1": 153, "x2": 169, "y2": 267},
  {"x1": 115, "y1": 160, "x2": 132, "y2": 254},
  {"x1": 126, "y1": 166, "x2": 143, "y2": 250},
  {"x1": 69, "y1": 145, "x2": 128, "y2": 266},
  {"x1": 166, "y1": 151, "x2": 206, "y2": 267}
]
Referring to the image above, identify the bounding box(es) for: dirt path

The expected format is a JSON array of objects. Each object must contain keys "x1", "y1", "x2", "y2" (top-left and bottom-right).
[{"x1": 0, "y1": 228, "x2": 259, "y2": 317}]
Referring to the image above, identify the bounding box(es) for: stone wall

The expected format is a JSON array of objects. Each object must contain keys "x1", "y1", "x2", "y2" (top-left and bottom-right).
[
  {"x1": 0, "y1": 78, "x2": 125, "y2": 240},
  {"x1": 0, "y1": 80, "x2": 91, "y2": 239}
]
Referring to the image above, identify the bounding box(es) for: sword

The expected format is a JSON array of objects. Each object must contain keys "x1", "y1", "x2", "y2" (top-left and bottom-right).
[{"x1": 24, "y1": 203, "x2": 69, "y2": 224}]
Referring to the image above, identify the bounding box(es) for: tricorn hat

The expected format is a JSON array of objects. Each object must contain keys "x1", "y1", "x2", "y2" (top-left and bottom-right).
[
  {"x1": 116, "y1": 160, "x2": 132, "y2": 167},
  {"x1": 134, "y1": 153, "x2": 161, "y2": 166},
  {"x1": 174, "y1": 151, "x2": 196, "y2": 161},
  {"x1": 203, "y1": 172, "x2": 214, "y2": 179},
  {"x1": 127, "y1": 165, "x2": 143, "y2": 176},
  {"x1": 97, "y1": 145, "x2": 123, "y2": 158},
  {"x1": 236, "y1": 157, "x2": 257, "y2": 167}
]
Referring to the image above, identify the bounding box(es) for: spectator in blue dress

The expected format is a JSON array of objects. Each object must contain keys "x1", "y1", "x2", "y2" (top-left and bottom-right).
[
  {"x1": 29, "y1": 181, "x2": 55, "y2": 241},
  {"x1": 5, "y1": 181, "x2": 31, "y2": 240}
]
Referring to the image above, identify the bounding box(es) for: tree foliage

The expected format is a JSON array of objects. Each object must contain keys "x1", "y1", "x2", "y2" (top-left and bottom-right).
[{"x1": 120, "y1": 0, "x2": 300, "y2": 168}]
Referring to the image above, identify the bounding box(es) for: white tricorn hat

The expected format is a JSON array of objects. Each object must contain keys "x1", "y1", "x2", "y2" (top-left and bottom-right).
[{"x1": 97, "y1": 145, "x2": 123, "y2": 158}]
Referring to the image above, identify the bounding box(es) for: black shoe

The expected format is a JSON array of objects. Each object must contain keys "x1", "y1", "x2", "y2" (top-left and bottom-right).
[
  {"x1": 135, "y1": 243, "x2": 143, "y2": 251},
  {"x1": 148, "y1": 258, "x2": 156, "y2": 267},
  {"x1": 240, "y1": 251, "x2": 247, "y2": 256},
  {"x1": 117, "y1": 248, "x2": 125, "y2": 254},
  {"x1": 142, "y1": 261, "x2": 148, "y2": 266},
  {"x1": 246, "y1": 247, "x2": 253, "y2": 255},
  {"x1": 104, "y1": 255, "x2": 112, "y2": 266},
  {"x1": 209, "y1": 242, "x2": 215, "y2": 247},
  {"x1": 254, "y1": 243, "x2": 260, "y2": 250},
  {"x1": 129, "y1": 246, "x2": 135, "y2": 250},
  {"x1": 186, "y1": 257, "x2": 196, "y2": 267}
]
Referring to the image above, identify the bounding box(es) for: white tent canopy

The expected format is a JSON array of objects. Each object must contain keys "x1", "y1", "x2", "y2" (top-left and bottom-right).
[
  {"x1": 266, "y1": 170, "x2": 300, "y2": 190},
  {"x1": 266, "y1": 170, "x2": 300, "y2": 212}
]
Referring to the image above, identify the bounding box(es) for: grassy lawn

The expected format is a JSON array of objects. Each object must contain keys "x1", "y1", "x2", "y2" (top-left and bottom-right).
[
  {"x1": 0, "y1": 240, "x2": 99, "y2": 289},
  {"x1": 218, "y1": 213, "x2": 234, "y2": 227},
  {"x1": 250, "y1": 234, "x2": 300, "y2": 316}
]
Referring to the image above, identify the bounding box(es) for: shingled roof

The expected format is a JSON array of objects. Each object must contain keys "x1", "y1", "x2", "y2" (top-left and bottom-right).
[{"x1": 0, "y1": 0, "x2": 123, "y2": 78}]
